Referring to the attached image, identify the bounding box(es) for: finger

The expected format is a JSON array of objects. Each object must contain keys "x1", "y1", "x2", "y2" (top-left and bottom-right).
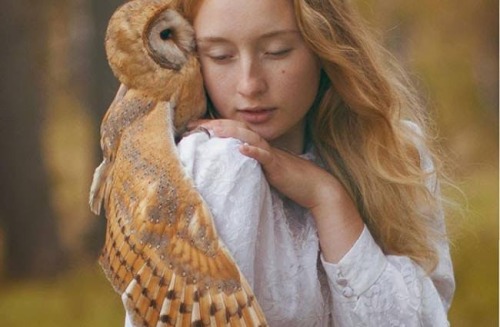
[
  {"x1": 213, "y1": 125, "x2": 267, "y2": 147},
  {"x1": 239, "y1": 143, "x2": 274, "y2": 167},
  {"x1": 187, "y1": 119, "x2": 238, "y2": 131},
  {"x1": 187, "y1": 119, "x2": 267, "y2": 147},
  {"x1": 199, "y1": 119, "x2": 251, "y2": 131},
  {"x1": 186, "y1": 119, "x2": 212, "y2": 130},
  {"x1": 181, "y1": 126, "x2": 212, "y2": 139}
]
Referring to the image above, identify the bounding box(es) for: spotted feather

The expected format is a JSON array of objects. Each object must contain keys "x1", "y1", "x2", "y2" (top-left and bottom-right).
[{"x1": 90, "y1": 0, "x2": 268, "y2": 326}]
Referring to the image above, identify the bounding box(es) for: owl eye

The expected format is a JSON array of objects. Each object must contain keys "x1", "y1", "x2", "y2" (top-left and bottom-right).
[{"x1": 159, "y1": 28, "x2": 172, "y2": 40}]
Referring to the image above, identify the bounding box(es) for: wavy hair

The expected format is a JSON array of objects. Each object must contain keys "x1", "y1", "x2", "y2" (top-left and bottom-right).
[{"x1": 180, "y1": 0, "x2": 446, "y2": 272}]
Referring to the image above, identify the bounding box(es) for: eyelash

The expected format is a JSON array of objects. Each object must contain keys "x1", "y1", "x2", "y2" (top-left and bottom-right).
[
  {"x1": 265, "y1": 48, "x2": 292, "y2": 58},
  {"x1": 203, "y1": 48, "x2": 293, "y2": 63},
  {"x1": 209, "y1": 54, "x2": 233, "y2": 62}
]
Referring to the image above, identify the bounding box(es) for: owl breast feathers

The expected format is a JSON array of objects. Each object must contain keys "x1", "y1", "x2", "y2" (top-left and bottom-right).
[{"x1": 89, "y1": 0, "x2": 268, "y2": 326}]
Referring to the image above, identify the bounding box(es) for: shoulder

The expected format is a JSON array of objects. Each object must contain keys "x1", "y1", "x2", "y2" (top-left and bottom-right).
[{"x1": 177, "y1": 132, "x2": 262, "y2": 181}]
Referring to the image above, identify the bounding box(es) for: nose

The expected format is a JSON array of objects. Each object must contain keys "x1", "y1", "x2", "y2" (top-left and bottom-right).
[{"x1": 236, "y1": 57, "x2": 268, "y2": 98}]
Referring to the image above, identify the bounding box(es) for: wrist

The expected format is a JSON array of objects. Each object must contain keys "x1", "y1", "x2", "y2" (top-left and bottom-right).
[
  {"x1": 309, "y1": 176, "x2": 348, "y2": 217},
  {"x1": 309, "y1": 178, "x2": 364, "y2": 263}
]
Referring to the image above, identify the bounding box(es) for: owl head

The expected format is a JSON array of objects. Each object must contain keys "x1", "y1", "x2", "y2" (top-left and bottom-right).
[{"x1": 105, "y1": 0, "x2": 197, "y2": 99}]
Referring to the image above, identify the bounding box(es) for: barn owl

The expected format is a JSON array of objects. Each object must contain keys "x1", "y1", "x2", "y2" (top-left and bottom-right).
[{"x1": 89, "y1": 0, "x2": 268, "y2": 326}]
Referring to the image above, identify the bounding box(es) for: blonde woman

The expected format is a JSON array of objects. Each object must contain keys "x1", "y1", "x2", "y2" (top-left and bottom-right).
[{"x1": 125, "y1": 0, "x2": 455, "y2": 325}]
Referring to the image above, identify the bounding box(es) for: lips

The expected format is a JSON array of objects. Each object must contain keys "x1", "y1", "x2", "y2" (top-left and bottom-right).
[{"x1": 236, "y1": 107, "x2": 276, "y2": 124}]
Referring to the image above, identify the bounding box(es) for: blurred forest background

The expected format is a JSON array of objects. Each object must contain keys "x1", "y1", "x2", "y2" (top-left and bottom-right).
[{"x1": 0, "y1": 0, "x2": 497, "y2": 326}]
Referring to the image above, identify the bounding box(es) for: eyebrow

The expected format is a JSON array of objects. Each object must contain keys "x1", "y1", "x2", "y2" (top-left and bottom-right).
[{"x1": 196, "y1": 29, "x2": 300, "y2": 44}]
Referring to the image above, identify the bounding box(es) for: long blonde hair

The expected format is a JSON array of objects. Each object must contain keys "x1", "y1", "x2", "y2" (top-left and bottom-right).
[{"x1": 180, "y1": 0, "x2": 445, "y2": 272}]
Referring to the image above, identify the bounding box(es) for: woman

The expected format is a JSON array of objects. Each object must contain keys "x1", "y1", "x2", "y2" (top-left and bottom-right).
[{"x1": 126, "y1": 0, "x2": 455, "y2": 325}]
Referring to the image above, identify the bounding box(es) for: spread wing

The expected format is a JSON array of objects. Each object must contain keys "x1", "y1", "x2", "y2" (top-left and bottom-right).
[{"x1": 99, "y1": 100, "x2": 267, "y2": 327}]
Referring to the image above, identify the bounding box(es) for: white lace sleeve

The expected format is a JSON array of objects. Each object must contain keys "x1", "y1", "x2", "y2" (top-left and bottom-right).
[
  {"x1": 177, "y1": 133, "x2": 330, "y2": 326},
  {"x1": 320, "y1": 122, "x2": 455, "y2": 327},
  {"x1": 124, "y1": 125, "x2": 455, "y2": 327},
  {"x1": 177, "y1": 132, "x2": 268, "y2": 285}
]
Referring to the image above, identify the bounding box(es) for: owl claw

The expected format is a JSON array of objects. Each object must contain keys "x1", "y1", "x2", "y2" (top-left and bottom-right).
[
  {"x1": 195, "y1": 126, "x2": 212, "y2": 138},
  {"x1": 180, "y1": 126, "x2": 212, "y2": 140}
]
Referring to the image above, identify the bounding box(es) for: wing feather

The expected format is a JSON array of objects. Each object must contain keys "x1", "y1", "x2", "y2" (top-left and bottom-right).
[
  {"x1": 89, "y1": 84, "x2": 127, "y2": 214},
  {"x1": 91, "y1": 85, "x2": 156, "y2": 215},
  {"x1": 198, "y1": 288, "x2": 212, "y2": 326},
  {"x1": 98, "y1": 99, "x2": 267, "y2": 326},
  {"x1": 179, "y1": 281, "x2": 195, "y2": 326}
]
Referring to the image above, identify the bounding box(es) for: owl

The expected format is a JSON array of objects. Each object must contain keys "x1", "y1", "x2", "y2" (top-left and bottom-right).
[{"x1": 89, "y1": 0, "x2": 268, "y2": 326}]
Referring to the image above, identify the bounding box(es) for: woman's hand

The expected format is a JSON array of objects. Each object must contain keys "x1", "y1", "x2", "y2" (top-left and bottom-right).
[
  {"x1": 188, "y1": 119, "x2": 326, "y2": 208},
  {"x1": 188, "y1": 119, "x2": 364, "y2": 262}
]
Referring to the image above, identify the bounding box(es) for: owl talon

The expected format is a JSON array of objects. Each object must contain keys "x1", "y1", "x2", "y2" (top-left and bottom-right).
[
  {"x1": 196, "y1": 126, "x2": 212, "y2": 137},
  {"x1": 180, "y1": 126, "x2": 212, "y2": 140}
]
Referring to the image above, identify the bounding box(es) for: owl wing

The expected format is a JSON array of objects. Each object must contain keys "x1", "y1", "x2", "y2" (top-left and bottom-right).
[
  {"x1": 89, "y1": 84, "x2": 128, "y2": 214},
  {"x1": 99, "y1": 100, "x2": 267, "y2": 327}
]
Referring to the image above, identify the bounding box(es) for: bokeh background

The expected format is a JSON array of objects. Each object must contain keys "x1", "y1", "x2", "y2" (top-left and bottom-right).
[{"x1": 0, "y1": 0, "x2": 497, "y2": 326}]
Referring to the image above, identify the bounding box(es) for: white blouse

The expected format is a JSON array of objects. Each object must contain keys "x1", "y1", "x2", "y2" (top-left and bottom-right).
[{"x1": 125, "y1": 130, "x2": 455, "y2": 327}]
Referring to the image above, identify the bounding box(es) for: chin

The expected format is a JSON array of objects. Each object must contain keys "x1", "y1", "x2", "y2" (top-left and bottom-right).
[{"x1": 249, "y1": 126, "x2": 279, "y2": 141}]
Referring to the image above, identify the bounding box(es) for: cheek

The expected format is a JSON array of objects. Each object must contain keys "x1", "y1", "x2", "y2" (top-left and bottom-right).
[
  {"x1": 200, "y1": 65, "x2": 233, "y2": 112},
  {"x1": 281, "y1": 58, "x2": 321, "y2": 106}
]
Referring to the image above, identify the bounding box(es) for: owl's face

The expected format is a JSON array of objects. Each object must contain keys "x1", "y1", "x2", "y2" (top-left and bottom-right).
[
  {"x1": 145, "y1": 8, "x2": 195, "y2": 71},
  {"x1": 105, "y1": 0, "x2": 198, "y2": 97}
]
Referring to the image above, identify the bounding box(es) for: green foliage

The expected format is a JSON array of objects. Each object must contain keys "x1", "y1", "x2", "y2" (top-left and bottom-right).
[
  {"x1": 0, "y1": 0, "x2": 496, "y2": 325},
  {"x1": 0, "y1": 265, "x2": 123, "y2": 327},
  {"x1": 448, "y1": 167, "x2": 499, "y2": 326},
  {"x1": 356, "y1": 0, "x2": 499, "y2": 324}
]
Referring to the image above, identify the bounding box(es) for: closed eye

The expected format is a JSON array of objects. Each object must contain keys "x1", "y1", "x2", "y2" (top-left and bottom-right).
[
  {"x1": 203, "y1": 53, "x2": 235, "y2": 63},
  {"x1": 265, "y1": 48, "x2": 292, "y2": 58},
  {"x1": 210, "y1": 54, "x2": 232, "y2": 61}
]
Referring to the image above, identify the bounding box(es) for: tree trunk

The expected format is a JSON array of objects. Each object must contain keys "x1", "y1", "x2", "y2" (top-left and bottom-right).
[
  {"x1": 0, "y1": 0, "x2": 66, "y2": 278},
  {"x1": 88, "y1": 0, "x2": 122, "y2": 119},
  {"x1": 84, "y1": 0, "x2": 122, "y2": 255}
]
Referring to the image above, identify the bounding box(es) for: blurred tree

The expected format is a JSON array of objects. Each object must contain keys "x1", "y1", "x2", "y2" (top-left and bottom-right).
[
  {"x1": 88, "y1": 0, "x2": 122, "y2": 119},
  {"x1": 84, "y1": 0, "x2": 121, "y2": 255},
  {"x1": 0, "y1": 1, "x2": 66, "y2": 278}
]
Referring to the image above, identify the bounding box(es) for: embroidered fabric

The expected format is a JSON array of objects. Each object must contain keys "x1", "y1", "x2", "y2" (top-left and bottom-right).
[{"x1": 124, "y1": 129, "x2": 454, "y2": 327}]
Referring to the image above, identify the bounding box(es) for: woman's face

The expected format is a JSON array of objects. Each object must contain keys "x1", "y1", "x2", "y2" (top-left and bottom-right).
[{"x1": 194, "y1": 0, "x2": 321, "y2": 152}]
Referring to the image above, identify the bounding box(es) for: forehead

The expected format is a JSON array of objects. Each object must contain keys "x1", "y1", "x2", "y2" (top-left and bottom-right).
[{"x1": 193, "y1": 0, "x2": 298, "y2": 39}]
